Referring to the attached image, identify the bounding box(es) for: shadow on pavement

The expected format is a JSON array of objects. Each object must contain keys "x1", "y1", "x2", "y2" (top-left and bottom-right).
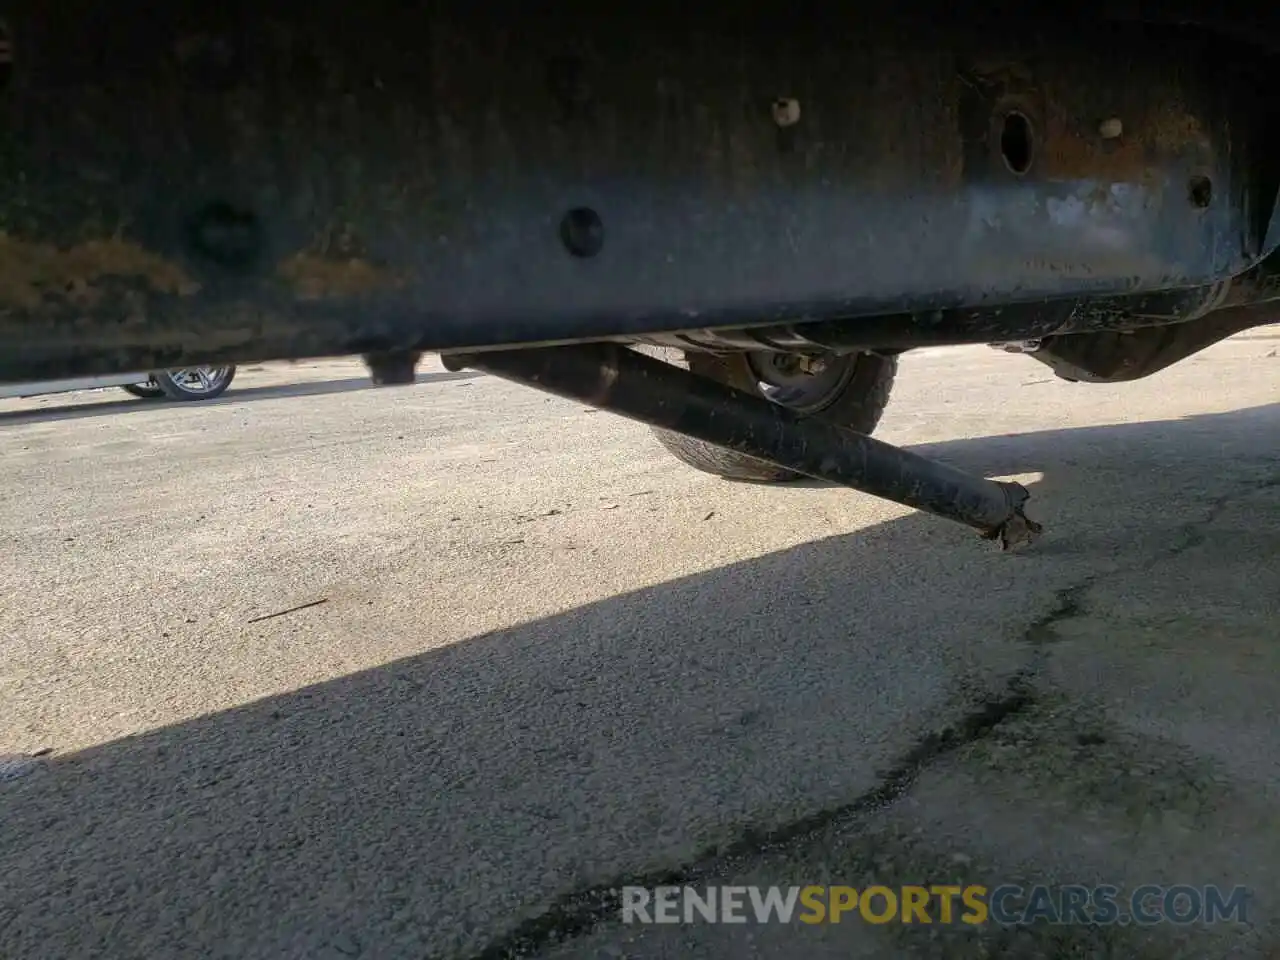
[
  {"x1": 0, "y1": 403, "x2": 1277, "y2": 960},
  {"x1": 0, "y1": 371, "x2": 481, "y2": 426}
]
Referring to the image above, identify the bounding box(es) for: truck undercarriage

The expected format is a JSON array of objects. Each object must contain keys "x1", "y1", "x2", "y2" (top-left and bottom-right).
[{"x1": 4, "y1": 2, "x2": 1279, "y2": 542}]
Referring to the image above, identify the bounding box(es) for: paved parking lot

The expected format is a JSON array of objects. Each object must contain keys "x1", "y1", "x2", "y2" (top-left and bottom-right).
[{"x1": 0, "y1": 337, "x2": 1277, "y2": 958}]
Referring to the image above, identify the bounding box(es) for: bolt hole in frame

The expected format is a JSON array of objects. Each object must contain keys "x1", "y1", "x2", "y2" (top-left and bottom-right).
[
  {"x1": 559, "y1": 207, "x2": 605, "y2": 259},
  {"x1": 186, "y1": 200, "x2": 264, "y2": 270},
  {"x1": 1000, "y1": 110, "x2": 1035, "y2": 175},
  {"x1": 1188, "y1": 174, "x2": 1213, "y2": 208}
]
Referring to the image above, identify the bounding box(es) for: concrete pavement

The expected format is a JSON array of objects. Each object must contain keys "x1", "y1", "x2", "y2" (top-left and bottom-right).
[{"x1": 0, "y1": 338, "x2": 1276, "y2": 958}]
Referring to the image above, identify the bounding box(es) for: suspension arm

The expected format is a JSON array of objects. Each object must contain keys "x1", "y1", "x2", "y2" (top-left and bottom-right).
[{"x1": 443, "y1": 344, "x2": 1042, "y2": 548}]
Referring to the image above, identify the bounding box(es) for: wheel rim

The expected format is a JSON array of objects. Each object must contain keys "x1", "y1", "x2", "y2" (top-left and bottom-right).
[
  {"x1": 168, "y1": 366, "x2": 233, "y2": 395},
  {"x1": 745, "y1": 352, "x2": 857, "y2": 414}
]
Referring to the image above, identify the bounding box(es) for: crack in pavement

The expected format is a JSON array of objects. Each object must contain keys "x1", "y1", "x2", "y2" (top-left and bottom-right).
[
  {"x1": 1024, "y1": 582, "x2": 1093, "y2": 646},
  {"x1": 1025, "y1": 472, "x2": 1279, "y2": 647},
  {"x1": 1169, "y1": 473, "x2": 1280, "y2": 556},
  {"x1": 465, "y1": 472, "x2": 1279, "y2": 959},
  {"x1": 466, "y1": 676, "x2": 1036, "y2": 960}
]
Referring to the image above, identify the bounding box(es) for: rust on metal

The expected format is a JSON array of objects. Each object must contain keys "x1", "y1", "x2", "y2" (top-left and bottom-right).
[
  {"x1": 276, "y1": 252, "x2": 404, "y2": 302},
  {"x1": 0, "y1": 233, "x2": 201, "y2": 310},
  {"x1": 958, "y1": 45, "x2": 1214, "y2": 185},
  {"x1": 1039, "y1": 96, "x2": 1212, "y2": 183}
]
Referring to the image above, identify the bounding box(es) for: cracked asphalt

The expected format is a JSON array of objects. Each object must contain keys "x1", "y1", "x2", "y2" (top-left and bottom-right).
[{"x1": 0, "y1": 336, "x2": 1277, "y2": 959}]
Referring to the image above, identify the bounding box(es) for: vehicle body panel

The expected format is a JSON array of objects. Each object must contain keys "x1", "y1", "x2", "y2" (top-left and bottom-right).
[{"x1": 0, "y1": 373, "x2": 153, "y2": 400}]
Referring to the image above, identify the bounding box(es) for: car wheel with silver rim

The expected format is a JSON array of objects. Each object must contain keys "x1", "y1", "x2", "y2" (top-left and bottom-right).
[{"x1": 152, "y1": 366, "x2": 238, "y2": 401}]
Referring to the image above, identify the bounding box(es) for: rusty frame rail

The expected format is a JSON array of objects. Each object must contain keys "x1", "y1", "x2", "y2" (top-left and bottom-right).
[{"x1": 1, "y1": 3, "x2": 1279, "y2": 380}]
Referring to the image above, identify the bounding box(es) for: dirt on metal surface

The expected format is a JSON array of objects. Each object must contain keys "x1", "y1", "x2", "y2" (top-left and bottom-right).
[
  {"x1": 276, "y1": 252, "x2": 404, "y2": 302},
  {"x1": 0, "y1": 233, "x2": 202, "y2": 311}
]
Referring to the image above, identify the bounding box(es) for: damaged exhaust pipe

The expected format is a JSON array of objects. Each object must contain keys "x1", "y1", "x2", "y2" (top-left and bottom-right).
[{"x1": 441, "y1": 343, "x2": 1042, "y2": 549}]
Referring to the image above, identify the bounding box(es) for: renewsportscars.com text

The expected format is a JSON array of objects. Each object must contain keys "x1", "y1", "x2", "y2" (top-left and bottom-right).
[{"x1": 620, "y1": 884, "x2": 1251, "y2": 927}]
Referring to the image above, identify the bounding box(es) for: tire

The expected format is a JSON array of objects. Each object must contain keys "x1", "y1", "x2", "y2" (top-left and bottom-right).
[
  {"x1": 152, "y1": 365, "x2": 237, "y2": 401},
  {"x1": 120, "y1": 380, "x2": 164, "y2": 399},
  {"x1": 652, "y1": 349, "x2": 898, "y2": 482}
]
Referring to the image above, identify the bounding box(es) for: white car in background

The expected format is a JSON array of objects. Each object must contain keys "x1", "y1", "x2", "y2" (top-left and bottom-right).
[{"x1": 0, "y1": 366, "x2": 237, "y2": 403}]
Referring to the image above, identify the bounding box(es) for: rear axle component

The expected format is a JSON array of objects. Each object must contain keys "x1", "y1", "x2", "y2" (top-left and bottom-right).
[{"x1": 440, "y1": 344, "x2": 1042, "y2": 549}]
